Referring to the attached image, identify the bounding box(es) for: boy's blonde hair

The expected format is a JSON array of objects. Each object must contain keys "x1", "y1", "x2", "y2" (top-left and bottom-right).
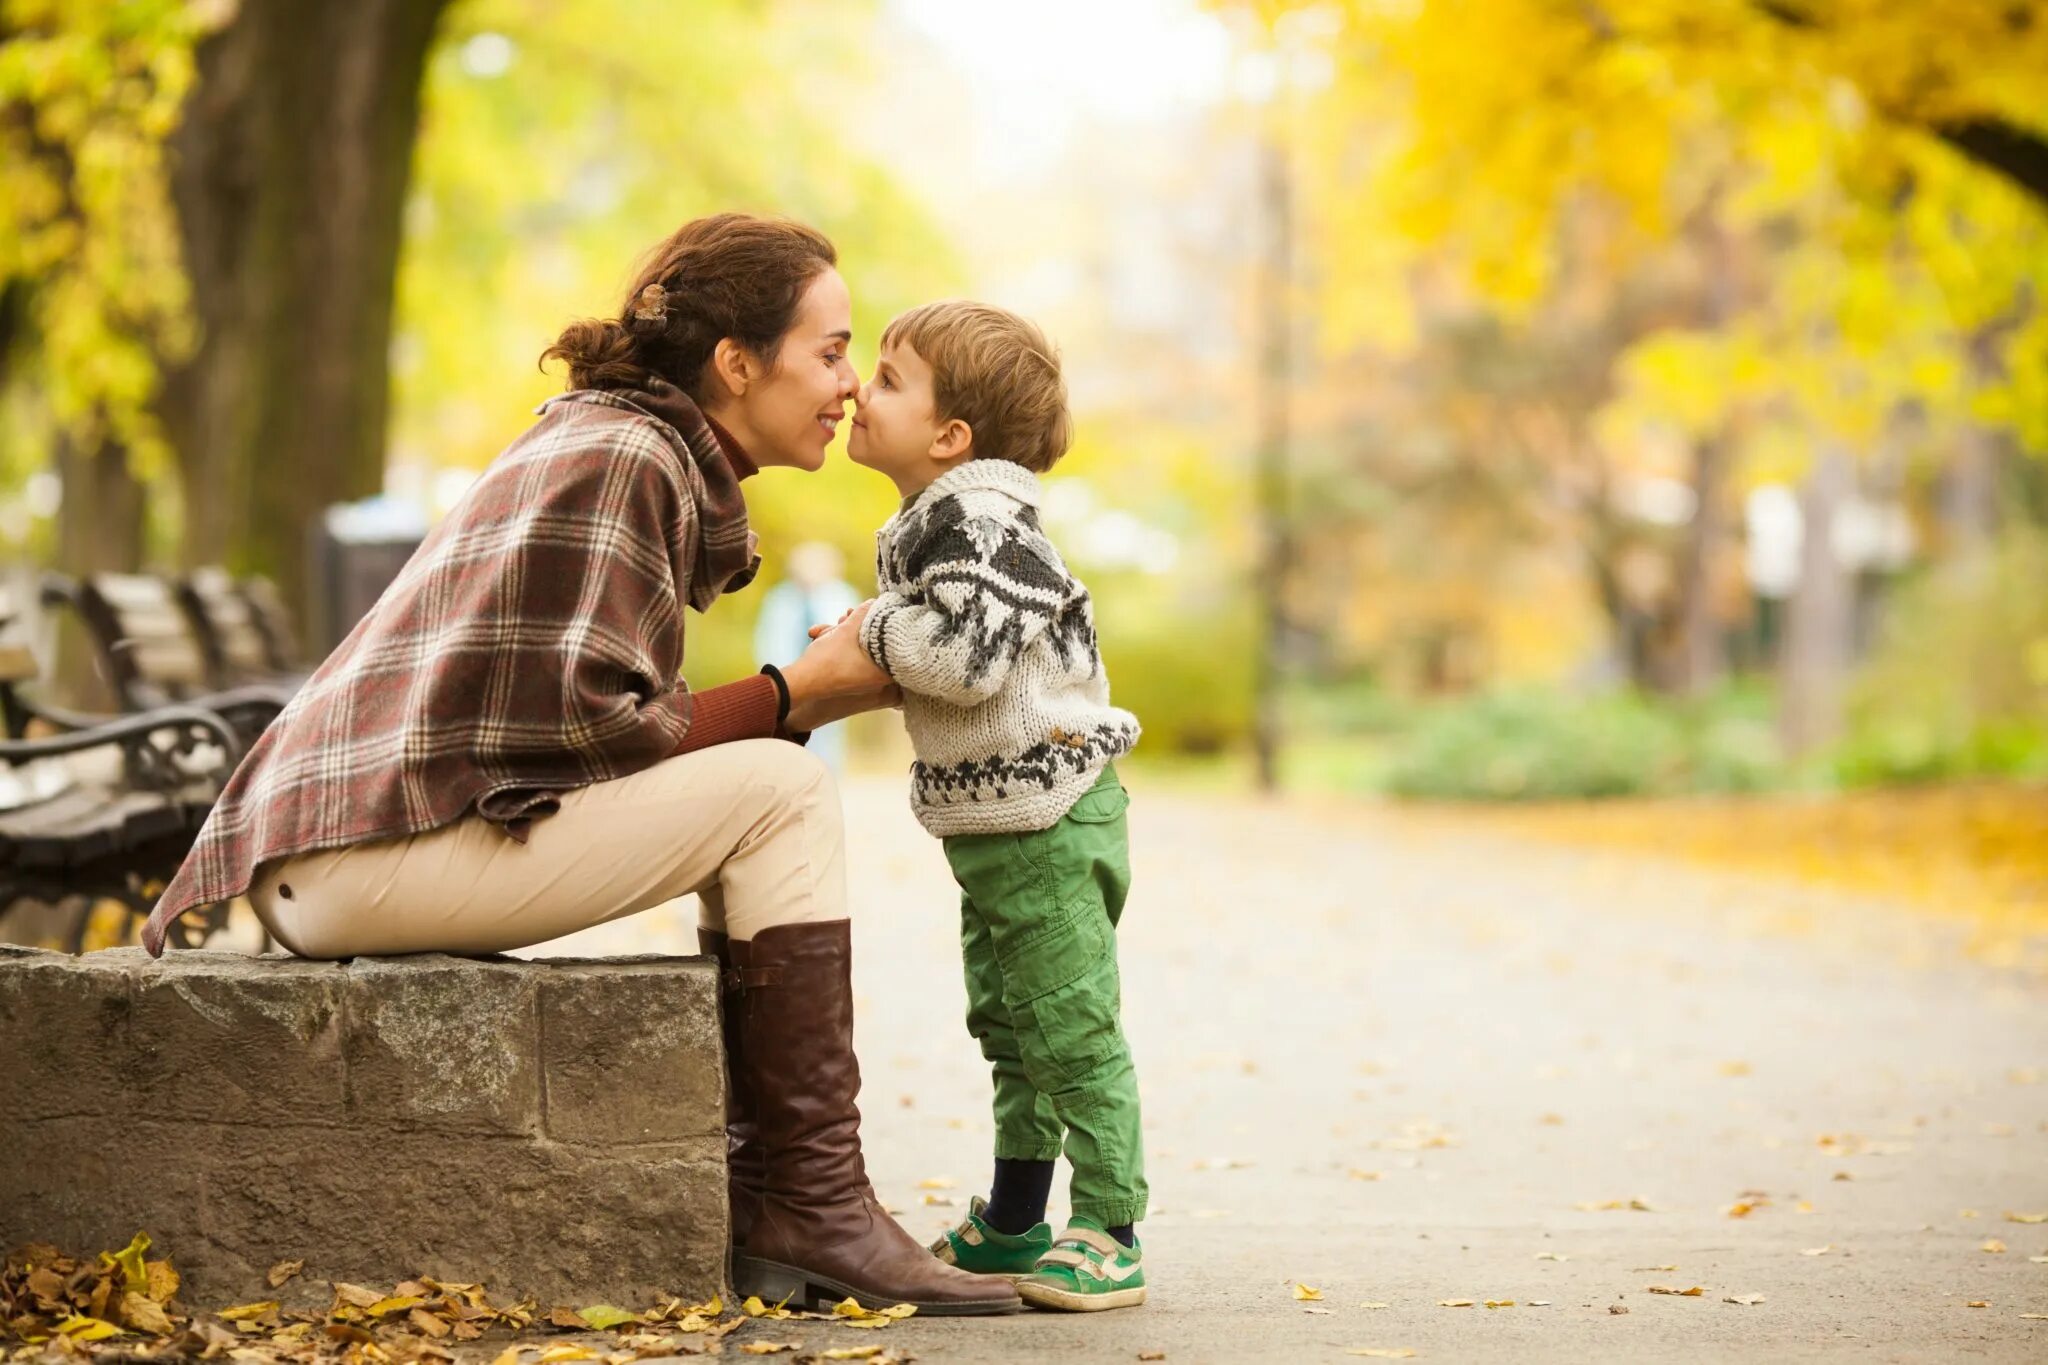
[{"x1": 881, "y1": 301, "x2": 1071, "y2": 473}]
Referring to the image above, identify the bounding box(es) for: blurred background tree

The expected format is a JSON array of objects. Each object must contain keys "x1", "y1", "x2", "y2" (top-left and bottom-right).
[{"x1": 0, "y1": 0, "x2": 2042, "y2": 799}]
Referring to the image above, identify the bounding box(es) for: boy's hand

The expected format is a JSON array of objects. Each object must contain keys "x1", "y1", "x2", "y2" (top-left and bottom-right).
[
  {"x1": 783, "y1": 602, "x2": 893, "y2": 732},
  {"x1": 807, "y1": 599, "x2": 871, "y2": 641}
]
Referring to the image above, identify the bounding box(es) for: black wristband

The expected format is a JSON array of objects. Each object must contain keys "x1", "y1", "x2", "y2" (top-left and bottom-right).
[{"x1": 758, "y1": 663, "x2": 792, "y2": 729}]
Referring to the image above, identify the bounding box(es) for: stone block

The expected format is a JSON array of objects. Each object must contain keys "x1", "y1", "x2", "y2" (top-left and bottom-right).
[
  {"x1": 537, "y1": 956, "x2": 724, "y2": 1145},
  {"x1": 127, "y1": 950, "x2": 347, "y2": 1123},
  {"x1": 0, "y1": 948, "x2": 727, "y2": 1305},
  {"x1": 342, "y1": 955, "x2": 540, "y2": 1136},
  {"x1": 0, "y1": 947, "x2": 143, "y2": 1122}
]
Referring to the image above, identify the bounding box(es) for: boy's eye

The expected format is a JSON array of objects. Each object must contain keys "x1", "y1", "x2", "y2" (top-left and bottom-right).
[{"x1": 824, "y1": 353, "x2": 844, "y2": 366}]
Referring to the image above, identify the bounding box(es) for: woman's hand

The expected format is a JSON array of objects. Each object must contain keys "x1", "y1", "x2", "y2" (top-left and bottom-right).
[{"x1": 781, "y1": 602, "x2": 899, "y2": 732}]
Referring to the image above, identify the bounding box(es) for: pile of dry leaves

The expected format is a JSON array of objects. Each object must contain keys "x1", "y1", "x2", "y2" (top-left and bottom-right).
[{"x1": 2, "y1": 1235, "x2": 914, "y2": 1365}]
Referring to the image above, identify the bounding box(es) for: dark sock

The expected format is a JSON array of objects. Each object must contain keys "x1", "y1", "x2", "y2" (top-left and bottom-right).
[
  {"x1": 1107, "y1": 1223, "x2": 1136, "y2": 1248},
  {"x1": 983, "y1": 1158, "x2": 1055, "y2": 1235}
]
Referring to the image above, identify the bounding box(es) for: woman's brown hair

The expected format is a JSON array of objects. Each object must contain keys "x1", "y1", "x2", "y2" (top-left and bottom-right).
[{"x1": 541, "y1": 213, "x2": 838, "y2": 398}]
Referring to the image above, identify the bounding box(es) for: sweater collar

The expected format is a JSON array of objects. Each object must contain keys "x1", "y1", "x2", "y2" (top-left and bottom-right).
[
  {"x1": 701, "y1": 413, "x2": 758, "y2": 480},
  {"x1": 905, "y1": 458, "x2": 1041, "y2": 517}
]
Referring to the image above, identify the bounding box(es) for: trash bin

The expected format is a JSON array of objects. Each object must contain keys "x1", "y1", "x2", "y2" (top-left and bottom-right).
[{"x1": 307, "y1": 496, "x2": 428, "y2": 652}]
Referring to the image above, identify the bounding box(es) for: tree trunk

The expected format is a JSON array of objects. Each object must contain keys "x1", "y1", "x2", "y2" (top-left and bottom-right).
[
  {"x1": 158, "y1": 0, "x2": 449, "y2": 620},
  {"x1": 52, "y1": 434, "x2": 146, "y2": 709},
  {"x1": 1251, "y1": 133, "x2": 1294, "y2": 792},
  {"x1": 1676, "y1": 433, "x2": 1728, "y2": 694},
  {"x1": 1778, "y1": 446, "x2": 1856, "y2": 756}
]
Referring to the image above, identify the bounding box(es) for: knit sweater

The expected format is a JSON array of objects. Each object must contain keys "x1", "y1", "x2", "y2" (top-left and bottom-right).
[{"x1": 859, "y1": 458, "x2": 1139, "y2": 836}]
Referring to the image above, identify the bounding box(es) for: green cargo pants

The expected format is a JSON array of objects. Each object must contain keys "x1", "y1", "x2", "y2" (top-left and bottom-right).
[{"x1": 942, "y1": 764, "x2": 1147, "y2": 1228}]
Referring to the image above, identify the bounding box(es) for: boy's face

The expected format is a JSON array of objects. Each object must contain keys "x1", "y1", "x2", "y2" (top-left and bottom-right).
[{"x1": 849, "y1": 339, "x2": 965, "y2": 496}]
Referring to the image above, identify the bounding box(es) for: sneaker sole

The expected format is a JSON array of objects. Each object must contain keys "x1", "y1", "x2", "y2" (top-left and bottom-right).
[
  {"x1": 1016, "y1": 1279, "x2": 1147, "y2": 1312},
  {"x1": 734, "y1": 1254, "x2": 1023, "y2": 1317}
]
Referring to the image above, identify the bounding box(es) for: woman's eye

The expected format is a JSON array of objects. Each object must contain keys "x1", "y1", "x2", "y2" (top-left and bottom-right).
[{"x1": 824, "y1": 353, "x2": 844, "y2": 366}]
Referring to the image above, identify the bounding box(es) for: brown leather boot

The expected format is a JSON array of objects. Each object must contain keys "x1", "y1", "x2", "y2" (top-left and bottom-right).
[
  {"x1": 730, "y1": 920, "x2": 1021, "y2": 1315},
  {"x1": 698, "y1": 927, "x2": 764, "y2": 1246}
]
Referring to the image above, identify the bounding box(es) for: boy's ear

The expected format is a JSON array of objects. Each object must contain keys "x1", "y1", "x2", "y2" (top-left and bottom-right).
[
  {"x1": 930, "y1": 417, "x2": 973, "y2": 463},
  {"x1": 709, "y1": 338, "x2": 754, "y2": 398}
]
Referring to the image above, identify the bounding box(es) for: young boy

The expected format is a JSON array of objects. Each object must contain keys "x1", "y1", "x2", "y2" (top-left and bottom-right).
[{"x1": 843, "y1": 300, "x2": 1147, "y2": 1311}]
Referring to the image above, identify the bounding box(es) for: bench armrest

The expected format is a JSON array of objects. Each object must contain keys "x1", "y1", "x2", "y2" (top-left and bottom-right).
[{"x1": 0, "y1": 704, "x2": 242, "y2": 788}]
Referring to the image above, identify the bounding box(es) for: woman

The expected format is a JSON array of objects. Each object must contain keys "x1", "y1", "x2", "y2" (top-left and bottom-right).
[{"x1": 140, "y1": 214, "x2": 1021, "y2": 1316}]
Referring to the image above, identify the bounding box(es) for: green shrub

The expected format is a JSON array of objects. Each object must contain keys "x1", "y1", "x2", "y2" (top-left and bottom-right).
[
  {"x1": 1377, "y1": 686, "x2": 1784, "y2": 801},
  {"x1": 1837, "y1": 530, "x2": 2048, "y2": 785}
]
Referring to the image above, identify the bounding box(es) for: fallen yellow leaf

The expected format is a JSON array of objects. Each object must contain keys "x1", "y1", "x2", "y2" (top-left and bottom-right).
[
  {"x1": 118, "y1": 1292, "x2": 175, "y2": 1335},
  {"x1": 1801, "y1": 1246, "x2": 1832, "y2": 1256},
  {"x1": 1293, "y1": 1284, "x2": 1323, "y2": 1301},
  {"x1": 1717, "y1": 1061, "x2": 1752, "y2": 1077},
  {"x1": 217, "y1": 1302, "x2": 280, "y2": 1322},
  {"x1": 739, "y1": 1345, "x2": 798, "y2": 1356},
  {"x1": 1981, "y1": 1239, "x2": 2007, "y2": 1254},
  {"x1": 266, "y1": 1259, "x2": 304, "y2": 1289},
  {"x1": 1533, "y1": 1252, "x2": 1567, "y2": 1261},
  {"x1": 537, "y1": 1348, "x2": 598, "y2": 1364},
  {"x1": 1438, "y1": 1299, "x2": 1474, "y2": 1308},
  {"x1": 1724, "y1": 1294, "x2": 1766, "y2": 1306},
  {"x1": 916, "y1": 1177, "x2": 957, "y2": 1190},
  {"x1": 57, "y1": 1315, "x2": 126, "y2": 1341},
  {"x1": 331, "y1": 1283, "x2": 382, "y2": 1310},
  {"x1": 488, "y1": 1348, "x2": 527, "y2": 1365},
  {"x1": 820, "y1": 1350, "x2": 885, "y2": 1361},
  {"x1": 144, "y1": 1260, "x2": 180, "y2": 1304},
  {"x1": 576, "y1": 1305, "x2": 641, "y2": 1330},
  {"x1": 1966, "y1": 1301, "x2": 1989, "y2": 1309},
  {"x1": 101, "y1": 1233, "x2": 150, "y2": 1292},
  {"x1": 1347, "y1": 1169, "x2": 1383, "y2": 1181},
  {"x1": 2005, "y1": 1211, "x2": 2047, "y2": 1224},
  {"x1": 366, "y1": 1296, "x2": 423, "y2": 1317},
  {"x1": 1483, "y1": 1299, "x2": 1515, "y2": 1309},
  {"x1": 1647, "y1": 1286, "x2": 1705, "y2": 1297}
]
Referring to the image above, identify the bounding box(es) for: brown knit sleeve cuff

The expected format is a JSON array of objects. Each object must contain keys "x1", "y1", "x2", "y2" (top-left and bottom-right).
[{"x1": 674, "y1": 674, "x2": 782, "y2": 754}]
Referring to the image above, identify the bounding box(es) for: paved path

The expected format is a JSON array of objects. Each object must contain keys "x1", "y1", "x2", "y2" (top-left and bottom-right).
[{"x1": 528, "y1": 775, "x2": 2048, "y2": 1363}]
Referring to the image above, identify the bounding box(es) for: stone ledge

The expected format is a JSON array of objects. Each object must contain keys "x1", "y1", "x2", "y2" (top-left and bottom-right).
[{"x1": 0, "y1": 946, "x2": 728, "y2": 1305}]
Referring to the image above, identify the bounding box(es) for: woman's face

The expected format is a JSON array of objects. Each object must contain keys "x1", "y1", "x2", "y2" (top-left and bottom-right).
[{"x1": 730, "y1": 267, "x2": 858, "y2": 472}]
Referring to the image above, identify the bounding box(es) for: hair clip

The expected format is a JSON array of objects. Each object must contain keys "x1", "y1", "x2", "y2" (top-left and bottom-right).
[{"x1": 631, "y1": 282, "x2": 668, "y2": 323}]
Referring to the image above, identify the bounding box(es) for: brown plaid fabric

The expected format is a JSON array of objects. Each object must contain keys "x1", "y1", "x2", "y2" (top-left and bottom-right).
[{"x1": 143, "y1": 383, "x2": 759, "y2": 956}]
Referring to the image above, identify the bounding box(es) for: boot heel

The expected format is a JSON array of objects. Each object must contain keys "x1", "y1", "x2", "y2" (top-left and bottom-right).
[{"x1": 732, "y1": 1256, "x2": 828, "y2": 1310}]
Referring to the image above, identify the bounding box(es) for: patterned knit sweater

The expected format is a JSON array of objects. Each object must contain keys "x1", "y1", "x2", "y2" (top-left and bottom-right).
[{"x1": 860, "y1": 458, "x2": 1139, "y2": 836}]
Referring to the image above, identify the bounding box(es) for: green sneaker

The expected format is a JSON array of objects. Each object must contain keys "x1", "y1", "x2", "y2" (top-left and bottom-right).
[
  {"x1": 1015, "y1": 1219, "x2": 1146, "y2": 1312},
  {"x1": 928, "y1": 1195, "x2": 1053, "y2": 1278}
]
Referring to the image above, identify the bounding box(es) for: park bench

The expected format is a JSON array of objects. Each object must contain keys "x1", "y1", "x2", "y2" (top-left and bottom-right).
[
  {"x1": 42, "y1": 571, "x2": 295, "y2": 746},
  {"x1": 0, "y1": 947, "x2": 727, "y2": 1306},
  {"x1": 0, "y1": 587, "x2": 244, "y2": 952},
  {"x1": 176, "y1": 566, "x2": 309, "y2": 692}
]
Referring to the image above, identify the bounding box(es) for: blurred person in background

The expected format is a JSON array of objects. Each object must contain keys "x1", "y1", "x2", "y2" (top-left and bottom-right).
[{"x1": 755, "y1": 540, "x2": 863, "y2": 776}]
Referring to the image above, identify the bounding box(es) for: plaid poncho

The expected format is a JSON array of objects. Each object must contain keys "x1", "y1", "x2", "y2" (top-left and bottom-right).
[{"x1": 142, "y1": 384, "x2": 759, "y2": 956}]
